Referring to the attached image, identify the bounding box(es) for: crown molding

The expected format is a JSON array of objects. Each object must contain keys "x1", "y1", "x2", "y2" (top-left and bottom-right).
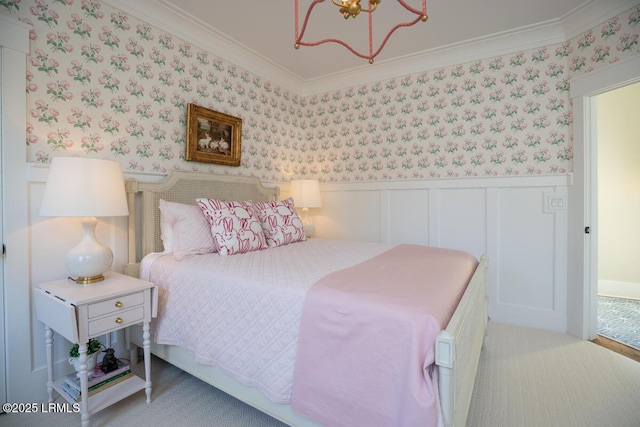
[
  {"x1": 102, "y1": 0, "x2": 308, "y2": 94},
  {"x1": 562, "y1": 0, "x2": 639, "y2": 41},
  {"x1": 300, "y1": 0, "x2": 637, "y2": 96},
  {"x1": 300, "y1": 19, "x2": 568, "y2": 96},
  {"x1": 102, "y1": 0, "x2": 635, "y2": 97}
]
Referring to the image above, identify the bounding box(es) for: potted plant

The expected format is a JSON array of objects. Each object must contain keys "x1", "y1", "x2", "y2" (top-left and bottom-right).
[{"x1": 68, "y1": 338, "x2": 103, "y2": 376}]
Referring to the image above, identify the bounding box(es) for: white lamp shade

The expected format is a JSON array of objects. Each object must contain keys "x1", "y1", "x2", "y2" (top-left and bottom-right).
[
  {"x1": 40, "y1": 157, "x2": 128, "y2": 283},
  {"x1": 289, "y1": 179, "x2": 322, "y2": 208},
  {"x1": 40, "y1": 157, "x2": 129, "y2": 218}
]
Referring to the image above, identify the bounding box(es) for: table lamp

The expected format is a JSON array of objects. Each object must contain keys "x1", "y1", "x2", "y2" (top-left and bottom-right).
[
  {"x1": 40, "y1": 157, "x2": 129, "y2": 284},
  {"x1": 289, "y1": 179, "x2": 322, "y2": 238}
]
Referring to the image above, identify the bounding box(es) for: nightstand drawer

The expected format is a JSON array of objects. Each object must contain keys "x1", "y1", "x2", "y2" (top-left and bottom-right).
[
  {"x1": 88, "y1": 306, "x2": 145, "y2": 336},
  {"x1": 88, "y1": 292, "x2": 144, "y2": 318}
]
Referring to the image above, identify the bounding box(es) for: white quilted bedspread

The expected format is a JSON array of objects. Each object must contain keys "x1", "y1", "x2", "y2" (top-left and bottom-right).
[{"x1": 141, "y1": 239, "x2": 393, "y2": 403}]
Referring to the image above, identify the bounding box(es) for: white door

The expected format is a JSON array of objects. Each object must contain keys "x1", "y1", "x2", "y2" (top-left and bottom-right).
[
  {"x1": 0, "y1": 50, "x2": 6, "y2": 407},
  {"x1": 1, "y1": 15, "x2": 31, "y2": 403}
]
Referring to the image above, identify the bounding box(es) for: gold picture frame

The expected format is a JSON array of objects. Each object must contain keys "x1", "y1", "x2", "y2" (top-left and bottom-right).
[{"x1": 186, "y1": 104, "x2": 242, "y2": 166}]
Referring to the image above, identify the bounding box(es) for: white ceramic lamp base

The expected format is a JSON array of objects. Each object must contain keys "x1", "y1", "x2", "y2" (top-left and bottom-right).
[
  {"x1": 304, "y1": 223, "x2": 315, "y2": 238},
  {"x1": 66, "y1": 217, "x2": 113, "y2": 284}
]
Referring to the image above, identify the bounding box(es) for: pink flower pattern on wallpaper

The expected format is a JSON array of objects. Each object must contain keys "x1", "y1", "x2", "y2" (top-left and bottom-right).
[{"x1": 2, "y1": 1, "x2": 640, "y2": 182}]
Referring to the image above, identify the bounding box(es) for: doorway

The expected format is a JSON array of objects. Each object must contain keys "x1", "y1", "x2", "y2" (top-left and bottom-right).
[
  {"x1": 596, "y1": 83, "x2": 640, "y2": 301},
  {"x1": 567, "y1": 55, "x2": 640, "y2": 341},
  {"x1": 594, "y1": 83, "x2": 640, "y2": 355}
]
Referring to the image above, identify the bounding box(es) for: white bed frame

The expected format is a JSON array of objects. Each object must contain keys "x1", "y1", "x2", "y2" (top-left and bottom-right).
[{"x1": 124, "y1": 171, "x2": 488, "y2": 427}]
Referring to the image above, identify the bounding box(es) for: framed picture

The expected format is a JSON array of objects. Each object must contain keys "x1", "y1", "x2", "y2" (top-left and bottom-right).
[{"x1": 186, "y1": 104, "x2": 242, "y2": 166}]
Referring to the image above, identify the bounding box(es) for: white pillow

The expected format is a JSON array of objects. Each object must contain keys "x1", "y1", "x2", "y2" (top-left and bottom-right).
[
  {"x1": 196, "y1": 198, "x2": 268, "y2": 256},
  {"x1": 253, "y1": 198, "x2": 306, "y2": 248},
  {"x1": 160, "y1": 211, "x2": 174, "y2": 253},
  {"x1": 159, "y1": 199, "x2": 216, "y2": 261}
]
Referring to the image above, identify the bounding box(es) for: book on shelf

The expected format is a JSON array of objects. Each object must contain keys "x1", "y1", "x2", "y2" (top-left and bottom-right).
[
  {"x1": 61, "y1": 381, "x2": 81, "y2": 401},
  {"x1": 65, "y1": 359, "x2": 130, "y2": 392},
  {"x1": 60, "y1": 370, "x2": 134, "y2": 402},
  {"x1": 71, "y1": 368, "x2": 132, "y2": 393}
]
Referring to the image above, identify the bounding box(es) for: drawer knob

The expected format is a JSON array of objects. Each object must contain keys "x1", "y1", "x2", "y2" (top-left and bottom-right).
[
  {"x1": 115, "y1": 301, "x2": 123, "y2": 308},
  {"x1": 115, "y1": 317, "x2": 123, "y2": 324}
]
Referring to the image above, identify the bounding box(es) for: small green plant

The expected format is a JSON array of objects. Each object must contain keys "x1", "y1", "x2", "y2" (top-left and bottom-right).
[{"x1": 69, "y1": 338, "x2": 102, "y2": 358}]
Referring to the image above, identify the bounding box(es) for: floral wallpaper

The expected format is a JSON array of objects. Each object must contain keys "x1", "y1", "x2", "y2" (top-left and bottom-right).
[{"x1": 1, "y1": 0, "x2": 639, "y2": 182}]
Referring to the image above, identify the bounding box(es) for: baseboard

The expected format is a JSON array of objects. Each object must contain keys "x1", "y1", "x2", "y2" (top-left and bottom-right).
[{"x1": 598, "y1": 280, "x2": 640, "y2": 300}]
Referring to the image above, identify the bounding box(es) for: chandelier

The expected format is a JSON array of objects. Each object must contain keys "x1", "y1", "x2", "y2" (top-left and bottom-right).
[{"x1": 295, "y1": 0, "x2": 428, "y2": 64}]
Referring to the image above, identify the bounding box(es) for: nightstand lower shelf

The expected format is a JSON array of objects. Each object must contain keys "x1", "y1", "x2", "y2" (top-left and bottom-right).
[{"x1": 53, "y1": 375, "x2": 147, "y2": 414}]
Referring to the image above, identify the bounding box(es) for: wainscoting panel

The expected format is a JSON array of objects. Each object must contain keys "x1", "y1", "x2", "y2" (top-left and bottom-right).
[
  {"x1": 28, "y1": 165, "x2": 572, "y2": 336},
  {"x1": 493, "y1": 186, "x2": 566, "y2": 330},
  {"x1": 434, "y1": 188, "x2": 487, "y2": 259},
  {"x1": 345, "y1": 190, "x2": 383, "y2": 242},
  {"x1": 387, "y1": 189, "x2": 430, "y2": 245},
  {"x1": 496, "y1": 187, "x2": 556, "y2": 309},
  {"x1": 317, "y1": 176, "x2": 570, "y2": 332},
  {"x1": 313, "y1": 190, "x2": 346, "y2": 240}
]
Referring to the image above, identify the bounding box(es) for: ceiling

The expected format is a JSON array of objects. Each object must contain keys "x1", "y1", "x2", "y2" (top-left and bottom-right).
[{"x1": 103, "y1": 0, "x2": 631, "y2": 94}]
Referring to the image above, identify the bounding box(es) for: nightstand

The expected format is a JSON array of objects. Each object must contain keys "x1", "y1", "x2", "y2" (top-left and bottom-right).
[{"x1": 33, "y1": 271, "x2": 157, "y2": 427}]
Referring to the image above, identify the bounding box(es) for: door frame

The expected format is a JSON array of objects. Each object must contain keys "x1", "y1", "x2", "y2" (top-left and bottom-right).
[
  {"x1": 0, "y1": 15, "x2": 31, "y2": 403},
  {"x1": 568, "y1": 55, "x2": 640, "y2": 339}
]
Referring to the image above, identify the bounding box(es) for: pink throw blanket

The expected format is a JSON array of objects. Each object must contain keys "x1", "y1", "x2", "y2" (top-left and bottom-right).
[{"x1": 291, "y1": 244, "x2": 478, "y2": 427}]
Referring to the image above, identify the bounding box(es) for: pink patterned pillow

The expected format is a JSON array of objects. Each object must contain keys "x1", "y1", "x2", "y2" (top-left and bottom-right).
[
  {"x1": 196, "y1": 198, "x2": 268, "y2": 256},
  {"x1": 253, "y1": 198, "x2": 306, "y2": 248},
  {"x1": 159, "y1": 200, "x2": 216, "y2": 261}
]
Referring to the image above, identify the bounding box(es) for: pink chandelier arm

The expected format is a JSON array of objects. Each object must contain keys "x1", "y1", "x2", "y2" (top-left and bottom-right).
[
  {"x1": 396, "y1": 0, "x2": 427, "y2": 17},
  {"x1": 295, "y1": 0, "x2": 428, "y2": 64}
]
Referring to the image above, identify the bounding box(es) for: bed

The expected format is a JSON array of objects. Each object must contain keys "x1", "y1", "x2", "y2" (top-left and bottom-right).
[{"x1": 124, "y1": 171, "x2": 488, "y2": 427}]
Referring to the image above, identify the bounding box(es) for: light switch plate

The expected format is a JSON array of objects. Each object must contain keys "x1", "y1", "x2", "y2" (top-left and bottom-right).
[{"x1": 544, "y1": 192, "x2": 567, "y2": 212}]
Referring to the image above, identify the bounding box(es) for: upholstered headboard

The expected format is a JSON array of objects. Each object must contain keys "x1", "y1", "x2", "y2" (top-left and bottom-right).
[{"x1": 125, "y1": 171, "x2": 279, "y2": 275}]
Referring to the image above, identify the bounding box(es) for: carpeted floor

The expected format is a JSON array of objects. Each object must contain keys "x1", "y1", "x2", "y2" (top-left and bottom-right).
[
  {"x1": 597, "y1": 296, "x2": 640, "y2": 350},
  {"x1": 2, "y1": 322, "x2": 640, "y2": 427},
  {"x1": 467, "y1": 323, "x2": 640, "y2": 427}
]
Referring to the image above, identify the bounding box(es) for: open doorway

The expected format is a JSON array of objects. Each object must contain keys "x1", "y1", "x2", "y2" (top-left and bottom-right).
[
  {"x1": 567, "y1": 56, "x2": 640, "y2": 343},
  {"x1": 594, "y1": 83, "x2": 640, "y2": 358}
]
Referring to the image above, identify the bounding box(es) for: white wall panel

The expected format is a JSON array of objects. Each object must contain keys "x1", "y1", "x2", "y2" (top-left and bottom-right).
[
  {"x1": 27, "y1": 166, "x2": 573, "y2": 343},
  {"x1": 314, "y1": 176, "x2": 571, "y2": 332},
  {"x1": 388, "y1": 189, "x2": 430, "y2": 245},
  {"x1": 313, "y1": 190, "x2": 345, "y2": 240},
  {"x1": 493, "y1": 187, "x2": 565, "y2": 330},
  {"x1": 435, "y1": 188, "x2": 487, "y2": 259},
  {"x1": 344, "y1": 191, "x2": 381, "y2": 242},
  {"x1": 496, "y1": 187, "x2": 556, "y2": 309}
]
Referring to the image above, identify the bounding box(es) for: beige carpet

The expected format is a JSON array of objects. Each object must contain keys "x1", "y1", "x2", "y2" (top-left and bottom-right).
[
  {"x1": 2, "y1": 322, "x2": 639, "y2": 427},
  {"x1": 467, "y1": 322, "x2": 640, "y2": 427}
]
